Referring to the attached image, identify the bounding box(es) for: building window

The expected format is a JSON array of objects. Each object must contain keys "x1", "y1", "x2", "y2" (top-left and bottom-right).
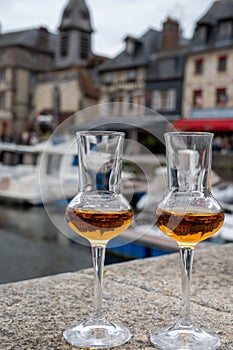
[
  {"x1": 152, "y1": 90, "x2": 161, "y2": 110},
  {"x1": 166, "y1": 89, "x2": 176, "y2": 110},
  {"x1": 218, "y1": 55, "x2": 227, "y2": 72},
  {"x1": 217, "y1": 20, "x2": 232, "y2": 40},
  {"x1": 0, "y1": 69, "x2": 6, "y2": 82},
  {"x1": 193, "y1": 90, "x2": 203, "y2": 108},
  {"x1": 194, "y1": 58, "x2": 203, "y2": 74},
  {"x1": 60, "y1": 32, "x2": 69, "y2": 57},
  {"x1": 159, "y1": 58, "x2": 176, "y2": 77},
  {"x1": 31, "y1": 53, "x2": 38, "y2": 62},
  {"x1": 126, "y1": 40, "x2": 135, "y2": 55},
  {"x1": 109, "y1": 95, "x2": 115, "y2": 104},
  {"x1": 80, "y1": 33, "x2": 90, "y2": 59},
  {"x1": 0, "y1": 50, "x2": 8, "y2": 61},
  {"x1": 103, "y1": 72, "x2": 113, "y2": 85},
  {"x1": 0, "y1": 92, "x2": 5, "y2": 109},
  {"x1": 30, "y1": 72, "x2": 37, "y2": 85},
  {"x1": 117, "y1": 95, "x2": 123, "y2": 103},
  {"x1": 151, "y1": 89, "x2": 176, "y2": 111},
  {"x1": 127, "y1": 69, "x2": 137, "y2": 81},
  {"x1": 145, "y1": 90, "x2": 152, "y2": 107},
  {"x1": 193, "y1": 25, "x2": 208, "y2": 44},
  {"x1": 216, "y1": 88, "x2": 228, "y2": 106}
]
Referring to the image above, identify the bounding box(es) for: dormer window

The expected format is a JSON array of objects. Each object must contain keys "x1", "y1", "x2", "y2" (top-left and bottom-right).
[
  {"x1": 217, "y1": 20, "x2": 233, "y2": 40},
  {"x1": 124, "y1": 36, "x2": 141, "y2": 56},
  {"x1": 126, "y1": 40, "x2": 135, "y2": 55},
  {"x1": 193, "y1": 25, "x2": 208, "y2": 44}
]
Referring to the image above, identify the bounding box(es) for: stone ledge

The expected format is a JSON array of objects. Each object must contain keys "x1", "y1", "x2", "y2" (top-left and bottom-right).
[{"x1": 0, "y1": 244, "x2": 232, "y2": 349}]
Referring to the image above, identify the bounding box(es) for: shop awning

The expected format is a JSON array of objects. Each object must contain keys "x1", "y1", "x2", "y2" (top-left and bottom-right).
[{"x1": 173, "y1": 118, "x2": 233, "y2": 132}]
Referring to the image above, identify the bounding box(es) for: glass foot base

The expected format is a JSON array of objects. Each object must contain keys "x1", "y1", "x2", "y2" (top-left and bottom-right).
[
  {"x1": 150, "y1": 324, "x2": 221, "y2": 350},
  {"x1": 63, "y1": 318, "x2": 132, "y2": 349}
]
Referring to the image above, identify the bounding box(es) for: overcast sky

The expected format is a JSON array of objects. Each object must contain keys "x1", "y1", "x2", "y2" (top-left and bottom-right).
[{"x1": 1, "y1": 0, "x2": 214, "y2": 57}]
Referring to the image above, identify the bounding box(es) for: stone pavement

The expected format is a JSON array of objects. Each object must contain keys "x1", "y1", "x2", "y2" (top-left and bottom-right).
[{"x1": 0, "y1": 244, "x2": 232, "y2": 349}]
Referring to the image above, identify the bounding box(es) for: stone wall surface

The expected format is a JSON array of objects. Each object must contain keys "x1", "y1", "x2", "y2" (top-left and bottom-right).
[{"x1": 0, "y1": 244, "x2": 232, "y2": 349}]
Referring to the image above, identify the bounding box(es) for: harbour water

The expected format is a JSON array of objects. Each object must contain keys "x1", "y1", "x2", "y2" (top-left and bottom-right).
[
  {"x1": 1, "y1": 184, "x2": 232, "y2": 285},
  {"x1": 0, "y1": 200, "x2": 176, "y2": 285},
  {"x1": 0, "y1": 202, "x2": 94, "y2": 284}
]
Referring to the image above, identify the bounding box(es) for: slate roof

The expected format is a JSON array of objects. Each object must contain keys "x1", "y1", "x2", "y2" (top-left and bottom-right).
[
  {"x1": 0, "y1": 28, "x2": 57, "y2": 53},
  {"x1": 197, "y1": 0, "x2": 233, "y2": 26},
  {"x1": 98, "y1": 28, "x2": 161, "y2": 72}
]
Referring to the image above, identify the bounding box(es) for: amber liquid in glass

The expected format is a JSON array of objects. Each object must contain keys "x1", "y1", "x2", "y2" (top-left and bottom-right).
[
  {"x1": 155, "y1": 209, "x2": 224, "y2": 247},
  {"x1": 66, "y1": 207, "x2": 133, "y2": 242}
]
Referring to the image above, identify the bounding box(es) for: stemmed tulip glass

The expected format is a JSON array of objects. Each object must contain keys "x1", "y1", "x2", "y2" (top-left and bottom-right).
[
  {"x1": 63, "y1": 131, "x2": 133, "y2": 348},
  {"x1": 150, "y1": 132, "x2": 224, "y2": 350}
]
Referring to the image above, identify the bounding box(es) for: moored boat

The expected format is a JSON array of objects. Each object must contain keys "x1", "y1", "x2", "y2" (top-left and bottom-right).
[{"x1": 0, "y1": 138, "x2": 78, "y2": 205}]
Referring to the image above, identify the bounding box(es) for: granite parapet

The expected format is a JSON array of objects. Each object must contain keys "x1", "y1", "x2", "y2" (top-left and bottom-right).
[{"x1": 0, "y1": 244, "x2": 232, "y2": 349}]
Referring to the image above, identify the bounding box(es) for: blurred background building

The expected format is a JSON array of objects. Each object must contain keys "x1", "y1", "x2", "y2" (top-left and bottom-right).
[
  {"x1": 0, "y1": 0, "x2": 233, "y2": 142},
  {"x1": 0, "y1": 0, "x2": 106, "y2": 138}
]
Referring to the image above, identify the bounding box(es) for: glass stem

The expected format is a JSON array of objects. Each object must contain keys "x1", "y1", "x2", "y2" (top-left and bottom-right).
[
  {"x1": 179, "y1": 246, "x2": 194, "y2": 327},
  {"x1": 91, "y1": 245, "x2": 106, "y2": 322}
]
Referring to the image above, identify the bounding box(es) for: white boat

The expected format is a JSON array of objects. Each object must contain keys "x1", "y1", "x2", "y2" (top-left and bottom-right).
[
  {"x1": 212, "y1": 183, "x2": 233, "y2": 209},
  {"x1": 0, "y1": 139, "x2": 139, "y2": 205},
  {"x1": 0, "y1": 138, "x2": 79, "y2": 205},
  {"x1": 135, "y1": 166, "x2": 233, "y2": 243},
  {"x1": 217, "y1": 213, "x2": 233, "y2": 241},
  {"x1": 136, "y1": 166, "x2": 233, "y2": 212}
]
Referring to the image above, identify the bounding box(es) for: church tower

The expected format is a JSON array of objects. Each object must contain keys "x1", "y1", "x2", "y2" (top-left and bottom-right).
[{"x1": 56, "y1": 0, "x2": 93, "y2": 67}]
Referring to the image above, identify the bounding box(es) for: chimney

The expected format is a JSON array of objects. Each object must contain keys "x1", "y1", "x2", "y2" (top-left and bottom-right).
[
  {"x1": 37, "y1": 26, "x2": 49, "y2": 51},
  {"x1": 161, "y1": 17, "x2": 180, "y2": 50}
]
